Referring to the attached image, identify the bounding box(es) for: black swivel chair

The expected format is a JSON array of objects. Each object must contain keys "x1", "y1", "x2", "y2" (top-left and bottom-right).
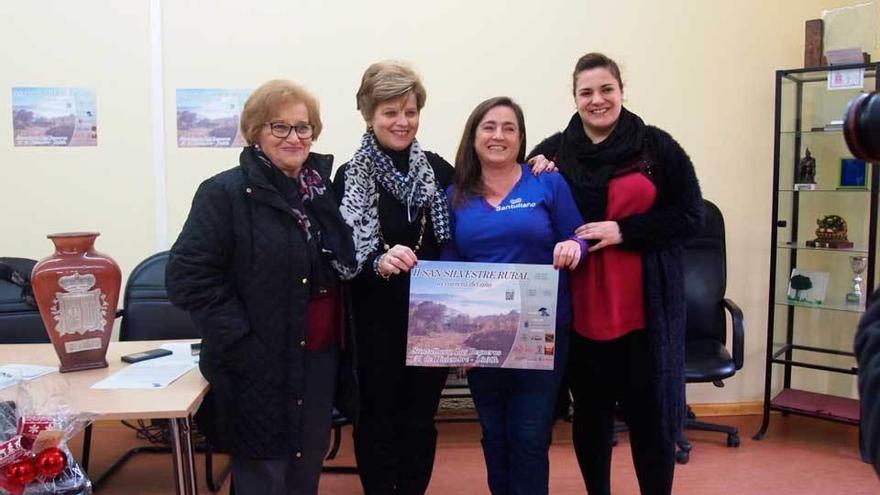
[
  {"x1": 81, "y1": 251, "x2": 231, "y2": 492},
  {"x1": 0, "y1": 258, "x2": 48, "y2": 343},
  {"x1": 117, "y1": 251, "x2": 201, "y2": 342},
  {"x1": 676, "y1": 199, "x2": 745, "y2": 464}
]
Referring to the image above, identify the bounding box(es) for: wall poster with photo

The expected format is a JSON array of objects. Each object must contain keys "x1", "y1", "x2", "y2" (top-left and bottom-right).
[
  {"x1": 176, "y1": 88, "x2": 252, "y2": 148},
  {"x1": 12, "y1": 87, "x2": 97, "y2": 147}
]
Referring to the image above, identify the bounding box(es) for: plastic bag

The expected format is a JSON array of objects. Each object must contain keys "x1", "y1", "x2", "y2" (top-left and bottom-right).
[{"x1": 0, "y1": 376, "x2": 94, "y2": 495}]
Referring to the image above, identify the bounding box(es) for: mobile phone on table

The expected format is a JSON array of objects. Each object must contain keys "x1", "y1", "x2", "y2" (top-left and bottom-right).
[{"x1": 121, "y1": 349, "x2": 172, "y2": 363}]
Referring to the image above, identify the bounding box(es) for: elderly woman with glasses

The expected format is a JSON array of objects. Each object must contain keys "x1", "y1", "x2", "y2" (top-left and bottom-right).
[
  {"x1": 167, "y1": 79, "x2": 356, "y2": 495},
  {"x1": 334, "y1": 60, "x2": 454, "y2": 495}
]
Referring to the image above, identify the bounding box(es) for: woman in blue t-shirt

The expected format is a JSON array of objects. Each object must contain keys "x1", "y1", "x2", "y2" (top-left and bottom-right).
[{"x1": 444, "y1": 96, "x2": 585, "y2": 495}]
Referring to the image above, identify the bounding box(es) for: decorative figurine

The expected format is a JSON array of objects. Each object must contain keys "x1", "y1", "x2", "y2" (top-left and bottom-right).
[
  {"x1": 806, "y1": 214, "x2": 854, "y2": 249},
  {"x1": 847, "y1": 256, "x2": 868, "y2": 306},
  {"x1": 794, "y1": 148, "x2": 817, "y2": 189}
]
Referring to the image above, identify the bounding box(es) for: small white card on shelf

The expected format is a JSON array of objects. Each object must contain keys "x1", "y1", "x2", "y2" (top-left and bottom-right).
[
  {"x1": 794, "y1": 183, "x2": 817, "y2": 191},
  {"x1": 828, "y1": 69, "x2": 864, "y2": 90},
  {"x1": 826, "y1": 48, "x2": 865, "y2": 91}
]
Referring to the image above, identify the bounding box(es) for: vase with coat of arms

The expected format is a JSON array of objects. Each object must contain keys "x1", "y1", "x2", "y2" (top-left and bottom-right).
[{"x1": 31, "y1": 232, "x2": 121, "y2": 372}]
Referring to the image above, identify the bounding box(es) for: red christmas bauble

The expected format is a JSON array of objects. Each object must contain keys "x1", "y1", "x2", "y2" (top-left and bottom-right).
[
  {"x1": 4, "y1": 457, "x2": 38, "y2": 485},
  {"x1": 36, "y1": 447, "x2": 67, "y2": 479}
]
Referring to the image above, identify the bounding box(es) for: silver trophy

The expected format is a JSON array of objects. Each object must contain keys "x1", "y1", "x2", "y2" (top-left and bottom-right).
[{"x1": 846, "y1": 256, "x2": 868, "y2": 306}]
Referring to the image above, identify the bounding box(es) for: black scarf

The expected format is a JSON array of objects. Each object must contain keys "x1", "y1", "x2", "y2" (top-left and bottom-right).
[
  {"x1": 556, "y1": 106, "x2": 647, "y2": 224},
  {"x1": 248, "y1": 146, "x2": 356, "y2": 291}
]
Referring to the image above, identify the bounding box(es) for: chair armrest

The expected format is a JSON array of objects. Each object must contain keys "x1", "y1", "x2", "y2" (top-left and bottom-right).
[{"x1": 723, "y1": 298, "x2": 745, "y2": 370}]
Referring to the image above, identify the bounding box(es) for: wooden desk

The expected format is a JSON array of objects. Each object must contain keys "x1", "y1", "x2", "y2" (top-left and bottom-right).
[{"x1": 0, "y1": 340, "x2": 208, "y2": 495}]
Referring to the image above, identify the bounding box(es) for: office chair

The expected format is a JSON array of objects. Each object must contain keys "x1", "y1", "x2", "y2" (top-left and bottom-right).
[
  {"x1": 676, "y1": 199, "x2": 745, "y2": 464},
  {"x1": 80, "y1": 251, "x2": 231, "y2": 492},
  {"x1": 608, "y1": 200, "x2": 745, "y2": 464},
  {"x1": 0, "y1": 258, "x2": 48, "y2": 343}
]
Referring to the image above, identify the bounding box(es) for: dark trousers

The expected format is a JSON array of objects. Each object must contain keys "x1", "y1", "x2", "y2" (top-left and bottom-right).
[
  {"x1": 354, "y1": 331, "x2": 449, "y2": 495},
  {"x1": 466, "y1": 325, "x2": 569, "y2": 495},
  {"x1": 231, "y1": 347, "x2": 338, "y2": 495},
  {"x1": 568, "y1": 330, "x2": 675, "y2": 495}
]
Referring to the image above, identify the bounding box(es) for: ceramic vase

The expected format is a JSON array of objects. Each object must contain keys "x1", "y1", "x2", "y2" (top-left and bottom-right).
[{"x1": 31, "y1": 232, "x2": 120, "y2": 372}]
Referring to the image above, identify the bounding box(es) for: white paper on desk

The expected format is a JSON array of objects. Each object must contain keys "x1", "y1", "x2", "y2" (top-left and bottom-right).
[
  {"x1": 158, "y1": 343, "x2": 199, "y2": 364},
  {"x1": 90, "y1": 361, "x2": 197, "y2": 390},
  {"x1": 0, "y1": 364, "x2": 59, "y2": 389}
]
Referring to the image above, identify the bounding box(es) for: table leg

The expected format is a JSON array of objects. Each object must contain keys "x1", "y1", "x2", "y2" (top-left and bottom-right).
[{"x1": 170, "y1": 416, "x2": 199, "y2": 495}]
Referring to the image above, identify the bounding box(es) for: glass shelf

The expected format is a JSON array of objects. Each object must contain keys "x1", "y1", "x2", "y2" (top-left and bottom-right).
[
  {"x1": 775, "y1": 298, "x2": 865, "y2": 314},
  {"x1": 782, "y1": 64, "x2": 879, "y2": 83},
  {"x1": 771, "y1": 343, "x2": 856, "y2": 359},
  {"x1": 779, "y1": 129, "x2": 842, "y2": 135},
  {"x1": 770, "y1": 389, "x2": 859, "y2": 424},
  {"x1": 777, "y1": 188, "x2": 870, "y2": 193},
  {"x1": 776, "y1": 242, "x2": 869, "y2": 254},
  {"x1": 770, "y1": 343, "x2": 858, "y2": 375}
]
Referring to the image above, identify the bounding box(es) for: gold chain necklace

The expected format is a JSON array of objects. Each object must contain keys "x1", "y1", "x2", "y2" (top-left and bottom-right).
[{"x1": 378, "y1": 208, "x2": 427, "y2": 253}]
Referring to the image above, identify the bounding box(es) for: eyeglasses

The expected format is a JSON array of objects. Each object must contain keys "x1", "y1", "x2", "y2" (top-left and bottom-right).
[{"x1": 266, "y1": 121, "x2": 314, "y2": 139}]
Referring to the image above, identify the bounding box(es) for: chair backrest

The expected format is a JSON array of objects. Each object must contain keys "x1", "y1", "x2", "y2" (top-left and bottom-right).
[
  {"x1": 0, "y1": 257, "x2": 49, "y2": 344},
  {"x1": 119, "y1": 251, "x2": 200, "y2": 341},
  {"x1": 683, "y1": 200, "x2": 727, "y2": 344}
]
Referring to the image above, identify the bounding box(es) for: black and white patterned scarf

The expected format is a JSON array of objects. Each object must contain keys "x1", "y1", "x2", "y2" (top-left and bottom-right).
[{"x1": 338, "y1": 131, "x2": 451, "y2": 276}]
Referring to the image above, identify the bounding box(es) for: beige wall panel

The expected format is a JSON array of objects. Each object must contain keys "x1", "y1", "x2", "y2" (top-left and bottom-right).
[
  {"x1": 0, "y1": 0, "x2": 871, "y2": 402},
  {"x1": 0, "y1": 1, "x2": 154, "y2": 280}
]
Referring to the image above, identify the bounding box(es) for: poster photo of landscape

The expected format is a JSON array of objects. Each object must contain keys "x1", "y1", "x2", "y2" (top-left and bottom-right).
[
  {"x1": 12, "y1": 87, "x2": 97, "y2": 146},
  {"x1": 176, "y1": 88, "x2": 251, "y2": 147},
  {"x1": 407, "y1": 260, "x2": 559, "y2": 370}
]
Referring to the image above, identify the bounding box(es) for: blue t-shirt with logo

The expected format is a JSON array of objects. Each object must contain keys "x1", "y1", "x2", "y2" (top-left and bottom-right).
[{"x1": 443, "y1": 164, "x2": 585, "y2": 326}]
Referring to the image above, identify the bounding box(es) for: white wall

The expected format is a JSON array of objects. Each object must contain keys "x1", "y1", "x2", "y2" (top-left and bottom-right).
[{"x1": 1, "y1": 0, "x2": 876, "y2": 404}]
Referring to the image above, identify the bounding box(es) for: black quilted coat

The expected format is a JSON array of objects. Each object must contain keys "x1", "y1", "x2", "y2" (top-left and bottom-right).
[{"x1": 166, "y1": 149, "x2": 352, "y2": 458}]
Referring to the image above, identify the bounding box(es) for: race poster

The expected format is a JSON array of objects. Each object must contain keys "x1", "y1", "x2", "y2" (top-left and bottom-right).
[
  {"x1": 176, "y1": 88, "x2": 251, "y2": 148},
  {"x1": 12, "y1": 87, "x2": 97, "y2": 147},
  {"x1": 407, "y1": 260, "x2": 559, "y2": 370}
]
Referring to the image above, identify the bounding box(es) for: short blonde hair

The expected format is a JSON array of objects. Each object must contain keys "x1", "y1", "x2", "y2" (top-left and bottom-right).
[
  {"x1": 356, "y1": 61, "x2": 427, "y2": 121},
  {"x1": 240, "y1": 79, "x2": 322, "y2": 145}
]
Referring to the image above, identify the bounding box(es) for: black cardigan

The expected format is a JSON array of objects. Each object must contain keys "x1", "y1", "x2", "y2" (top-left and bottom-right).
[{"x1": 529, "y1": 125, "x2": 704, "y2": 437}]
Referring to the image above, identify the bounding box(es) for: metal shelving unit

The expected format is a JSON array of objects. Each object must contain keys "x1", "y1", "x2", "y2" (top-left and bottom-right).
[{"x1": 754, "y1": 63, "x2": 879, "y2": 439}]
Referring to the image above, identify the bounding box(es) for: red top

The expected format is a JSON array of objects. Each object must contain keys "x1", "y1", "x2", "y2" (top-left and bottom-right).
[
  {"x1": 305, "y1": 286, "x2": 342, "y2": 352},
  {"x1": 572, "y1": 171, "x2": 657, "y2": 340}
]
